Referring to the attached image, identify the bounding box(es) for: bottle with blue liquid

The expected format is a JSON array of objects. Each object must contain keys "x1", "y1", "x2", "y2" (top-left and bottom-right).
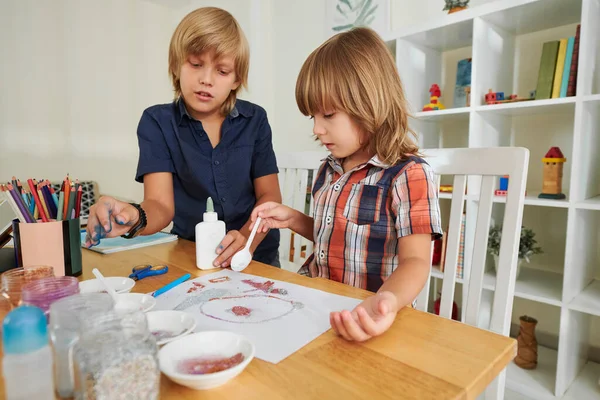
[{"x1": 2, "y1": 305, "x2": 55, "y2": 400}]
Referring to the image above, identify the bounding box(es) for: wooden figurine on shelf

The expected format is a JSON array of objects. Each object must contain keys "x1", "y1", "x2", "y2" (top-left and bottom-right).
[
  {"x1": 539, "y1": 147, "x2": 567, "y2": 199},
  {"x1": 422, "y1": 84, "x2": 446, "y2": 111},
  {"x1": 465, "y1": 86, "x2": 471, "y2": 107},
  {"x1": 494, "y1": 176, "x2": 509, "y2": 196}
]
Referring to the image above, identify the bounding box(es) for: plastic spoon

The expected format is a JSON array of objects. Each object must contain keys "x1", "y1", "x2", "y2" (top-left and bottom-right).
[
  {"x1": 230, "y1": 217, "x2": 262, "y2": 272},
  {"x1": 92, "y1": 268, "x2": 119, "y2": 304}
]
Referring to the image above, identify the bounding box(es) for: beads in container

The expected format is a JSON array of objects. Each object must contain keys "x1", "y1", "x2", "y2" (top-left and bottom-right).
[
  {"x1": 49, "y1": 293, "x2": 114, "y2": 399},
  {"x1": 1, "y1": 265, "x2": 55, "y2": 308},
  {"x1": 21, "y1": 276, "x2": 79, "y2": 317},
  {"x1": 73, "y1": 310, "x2": 160, "y2": 400}
]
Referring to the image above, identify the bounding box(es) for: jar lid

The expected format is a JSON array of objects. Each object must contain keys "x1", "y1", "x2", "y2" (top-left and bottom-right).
[{"x1": 2, "y1": 305, "x2": 48, "y2": 354}]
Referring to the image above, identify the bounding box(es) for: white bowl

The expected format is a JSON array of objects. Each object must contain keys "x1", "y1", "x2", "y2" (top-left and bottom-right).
[
  {"x1": 146, "y1": 310, "x2": 196, "y2": 345},
  {"x1": 79, "y1": 277, "x2": 135, "y2": 294},
  {"x1": 114, "y1": 293, "x2": 156, "y2": 313},
  {"x1": 159, "y1": 331, "x2": 255, "y2": 390}
]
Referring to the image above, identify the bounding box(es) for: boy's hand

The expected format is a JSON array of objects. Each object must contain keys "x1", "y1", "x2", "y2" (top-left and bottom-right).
[
  {"x1": 330, "y1": 291, "x2": 398, "y2": 342},
  {"x1": 250, "y1": 201, "x2": 297, "y2": 233},
  {"x1": 214, "y1": 230, "x2": 246, "y2": 268},
  {"x1": 85, "y1": 196, "x2": 140, "y2": 248}
]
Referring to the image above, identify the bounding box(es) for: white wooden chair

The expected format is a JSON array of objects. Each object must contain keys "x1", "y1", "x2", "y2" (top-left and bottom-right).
[
  {"x1": 417, "y1": 147, "x2": 529, "y2": 400},
  {"x1": 276, "y1": 151, "x2": 328, "y2": 272}
]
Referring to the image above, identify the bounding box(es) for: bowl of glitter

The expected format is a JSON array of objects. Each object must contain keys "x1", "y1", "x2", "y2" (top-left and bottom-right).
[{"x1": 158, "y1": 331, "x2": 254, "y2": 390}]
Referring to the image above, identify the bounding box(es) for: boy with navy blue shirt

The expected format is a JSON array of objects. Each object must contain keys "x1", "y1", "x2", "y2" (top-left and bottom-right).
[{"x1": 85, "y1": 7, "x2": 281, "y2": 268}]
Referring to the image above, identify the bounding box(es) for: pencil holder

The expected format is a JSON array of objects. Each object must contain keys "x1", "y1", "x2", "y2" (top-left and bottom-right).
[{"x1": 12, "y1": 218, "x2": 82, "y2": 277}]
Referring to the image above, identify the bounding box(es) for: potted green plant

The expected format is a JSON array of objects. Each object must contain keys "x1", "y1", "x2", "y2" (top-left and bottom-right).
[{"x1": 487, "y1": 226, "x2": 543, "y2": 279}]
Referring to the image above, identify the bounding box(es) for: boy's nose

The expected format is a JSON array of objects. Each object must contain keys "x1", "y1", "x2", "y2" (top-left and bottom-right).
[
  {"x1": 313, "y1": 121, "x2": 325, "y2": 136},
  {"x1": 199, "y1": 71, "x2": 213, "y2": 86}
]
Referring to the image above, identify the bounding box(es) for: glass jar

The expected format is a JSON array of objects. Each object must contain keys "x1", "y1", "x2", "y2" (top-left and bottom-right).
[
  {"x1": 21, "y1": 276, "x2": 79, "y2": 317},
  {"x1": 73, "y1": 310, "x2": 160, "y2": 400},
  {"x1": 49, "y1": 293, "x2": 114, "y2": 399},
  {"x1": 1, "y1": 266, "x2": 55, "y2": 307}
]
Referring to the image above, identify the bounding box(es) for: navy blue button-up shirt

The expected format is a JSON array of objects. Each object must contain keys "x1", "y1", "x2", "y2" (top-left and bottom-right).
[{"x1": 134, "y1": 98, "x2": 280, "y2": 264}]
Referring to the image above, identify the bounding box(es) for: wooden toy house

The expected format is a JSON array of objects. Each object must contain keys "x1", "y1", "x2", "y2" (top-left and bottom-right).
[{"x1": 539, "y1": 147, "x2": 566, "y2": 199}]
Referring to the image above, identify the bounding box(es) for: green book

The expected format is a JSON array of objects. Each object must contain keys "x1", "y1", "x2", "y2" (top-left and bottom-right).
[{"x1": 535, "y1": 41, "x2": 559, "y2": 100}]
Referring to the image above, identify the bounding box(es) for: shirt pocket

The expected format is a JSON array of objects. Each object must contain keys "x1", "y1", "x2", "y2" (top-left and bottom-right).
[{"x1": 343, "y1": 184, "x2": 383, "y2": 225}]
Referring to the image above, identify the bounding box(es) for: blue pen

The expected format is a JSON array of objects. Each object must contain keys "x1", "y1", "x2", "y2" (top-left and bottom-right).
[{"x1": 152, "y1": 273, "x2": 191, "y2": 297}]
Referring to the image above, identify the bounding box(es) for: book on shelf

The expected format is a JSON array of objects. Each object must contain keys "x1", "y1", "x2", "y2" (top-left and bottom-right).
[{"x1": 535, "y1": 24, "x2": 580, "y2": 100}]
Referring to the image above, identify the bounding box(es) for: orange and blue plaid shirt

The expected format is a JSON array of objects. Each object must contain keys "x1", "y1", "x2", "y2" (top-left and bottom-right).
[{"x1": 299, "y1": 154, "x2": 443, "y2": 292}]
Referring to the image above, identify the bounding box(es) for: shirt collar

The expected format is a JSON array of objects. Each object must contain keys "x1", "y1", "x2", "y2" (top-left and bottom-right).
[
  {"x1": 176, "y1": 97, "x2": 251, "y2": 125},
  {"x1": 324, "y1": 153, "x2": 390, "y2": 174}
]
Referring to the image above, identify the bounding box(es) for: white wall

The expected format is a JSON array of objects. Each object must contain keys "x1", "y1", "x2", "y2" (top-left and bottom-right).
[{"x1": 0, "y1": 0, "x2": 173, "y2": 202}]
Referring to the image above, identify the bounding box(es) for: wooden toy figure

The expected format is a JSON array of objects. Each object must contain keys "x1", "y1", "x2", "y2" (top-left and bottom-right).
[
  {"x1": 422, "y1": 84, "x2": 446, "y2": 111},
  {"x1": 539, "y1": 147, "x2": 566, "y2": 199}
]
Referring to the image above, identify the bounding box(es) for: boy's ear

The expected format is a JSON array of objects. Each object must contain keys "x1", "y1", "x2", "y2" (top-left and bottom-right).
[{"x1": 231, "y1": 80, "x2": 241, "y2": 91}]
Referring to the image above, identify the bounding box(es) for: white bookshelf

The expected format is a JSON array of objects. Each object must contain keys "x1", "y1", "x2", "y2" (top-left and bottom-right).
[{"x1": 388, "y1": 0, "x2": 600, "y2": 399}]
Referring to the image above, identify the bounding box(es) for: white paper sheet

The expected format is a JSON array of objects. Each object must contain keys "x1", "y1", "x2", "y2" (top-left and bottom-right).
[{"x1": 152, "y1": 269, "x2": 362, "y2": 363}]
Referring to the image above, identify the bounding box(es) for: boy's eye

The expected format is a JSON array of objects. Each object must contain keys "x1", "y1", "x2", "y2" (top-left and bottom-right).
[
  {"x1": 324, "y1": 113, "x2": 334, "y2": 118},
  {"x1": 219, "y1": 70, "x2": 230, "y2": 76},
  {"x1": 190, "y1": 62, "x2": 201, "y2": 67}
]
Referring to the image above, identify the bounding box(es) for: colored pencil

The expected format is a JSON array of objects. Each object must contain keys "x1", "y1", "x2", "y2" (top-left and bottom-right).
[
  {"x1": 57, "y1": 190, "x2": 64, "y2": 221},
  {"x1": 7, "y1": 184, "x2": 35, "y2": 223},
  {"x1": 152, "y1": 274, "x2": 191, "y2": 297},
  {"x1": 26, "y1": 179, "x2": 48, "y2": 222},
  {"x1": 1, "y1": 185, "x2": 25, "y2": 223}
]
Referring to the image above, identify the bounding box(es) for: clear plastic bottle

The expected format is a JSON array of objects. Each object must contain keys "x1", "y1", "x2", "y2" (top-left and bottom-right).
[
  {"x1": 195, "y1": 197, "x2": 226, "y2": 270},
  {"x1": 2, "y1": 305, "x2": 55, "y2": 400},
  {"x1": 49, "y1": 293, "x2": 114, "y2": 399}
]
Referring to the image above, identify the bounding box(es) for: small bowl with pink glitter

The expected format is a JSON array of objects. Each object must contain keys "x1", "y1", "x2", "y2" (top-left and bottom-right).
[{"x1": 158, "y1": 331, "x2": 255, "y2": 390}]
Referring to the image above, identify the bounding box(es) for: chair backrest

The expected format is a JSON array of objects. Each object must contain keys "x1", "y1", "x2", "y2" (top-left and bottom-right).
[
  {"x1": 419, "y1": 147, "x2": 529, "y2": 400},
  {"x1": 276, "y1": 151, "x2": 328, "y2": 272}
]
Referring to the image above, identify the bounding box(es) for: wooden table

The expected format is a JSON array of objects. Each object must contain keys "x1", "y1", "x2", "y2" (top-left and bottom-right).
[{"x1": 75, "y1": 239, "x2": 517, "y2": 400}]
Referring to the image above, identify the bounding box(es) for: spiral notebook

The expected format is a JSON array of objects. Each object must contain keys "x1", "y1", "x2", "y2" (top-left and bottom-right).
[{"x1": 80, "y1": 231, "x2": 178, "y2": 254}]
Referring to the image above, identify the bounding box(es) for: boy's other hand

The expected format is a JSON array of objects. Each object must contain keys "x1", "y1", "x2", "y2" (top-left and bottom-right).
[
  {"x1": 329, "y1": 291, "x2": 398, "y2": 342},
  {"x1": 250, "y1": 201, "x2": 296, "y2": 233},
  {"x1": 214, "y1": 230, "x2": 246, "y2": 268},
  {"x1": 85, "y1": 196, "x2": 140, "y2": 248}
]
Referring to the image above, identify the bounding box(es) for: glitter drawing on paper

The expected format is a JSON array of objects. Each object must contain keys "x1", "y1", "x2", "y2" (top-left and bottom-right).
[
  {"x1": 152, "y1": 269, "x2": 362, "y2": 364},
  {"x1": 200, "y1": 295, "x2": 303, "y2": 324},
  {"x1": 242, "y1": 279, "x2": 288, "y2": 295}
]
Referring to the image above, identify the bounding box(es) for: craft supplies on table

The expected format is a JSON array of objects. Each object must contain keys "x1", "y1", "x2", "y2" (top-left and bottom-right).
[
  {"x1": 152, "y1": 273, "x2": 191, "y2": 298},
  {"x1": 129, "y1": 264, "x2": 168, "y2": 281},
  {"x1": 0, "y1": 265, "x2": 55, "y2": 307},
  {"x1": 2, "y1": 306, "x2": 55, "y2": 400},
  {"x1": 49, "y1": 293, "x2": 114, "y2": 398},
  {"x1": 80, "y1": 231, "x2": 178, "y2": 254},
  {"x1": 73, "y1": 310, "x2": 160, "y2": 400},
  {"x1": 153, "y1": 269, "x2": 362, "y2": 364},
  {"x1": 21, "y1": 276, "x2": 79, "y2": 318}
]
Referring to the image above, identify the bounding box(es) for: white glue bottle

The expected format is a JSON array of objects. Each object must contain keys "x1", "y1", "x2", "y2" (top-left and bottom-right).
[
  {"x1": 195, "y1": 197, "x2": 226, "y2": 269},
  {"x1": 2, "y1": 305, "x2": 55, "y2": 400}
]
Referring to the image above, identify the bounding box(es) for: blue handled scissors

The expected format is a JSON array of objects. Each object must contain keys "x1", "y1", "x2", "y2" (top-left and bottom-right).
[{"x1": 129, "y1": 264, "x2": 168, "y2": 281}]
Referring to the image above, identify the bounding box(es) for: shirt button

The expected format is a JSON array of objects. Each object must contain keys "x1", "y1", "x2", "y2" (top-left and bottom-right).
[
  {"x1": 214, "y1": 160, "x2": 220, "y2": 166},
  {"x1": 333, "y1": 184, "x2": 340, "y2": 191},
  {"x1": 326, "y1": 216, "x2": 332, "y2": 224},
  {"x1": 221, "y1": 197, "x2": 226, "y2": 203},
  {"x1": 319, "y1": 250, "x2": 325, "y2": 259}
]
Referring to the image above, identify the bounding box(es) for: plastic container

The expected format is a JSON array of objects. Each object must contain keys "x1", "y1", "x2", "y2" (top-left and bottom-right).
[
  {"x1": 1, "y1": 265, "x2": 55, "y2": 307},
  {"x1": 195, "y1": 197, "x2": 226, "y2": 270},
  {"x1": 2, "y1": 305, "x2": 55, "y2": 400},
  {"x1": 49, "y1": 293, "x2": 114, "y2": 399},
  {"x1": 21, "y1": 276, "x2": 79, "y2": 317},
  {"x1": 73, "y1": 310, "x2": 160, "y2": 400}
]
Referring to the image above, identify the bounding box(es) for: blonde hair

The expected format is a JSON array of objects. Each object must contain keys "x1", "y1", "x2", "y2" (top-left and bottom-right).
[
  {"x1": 295, "y1": 27, "x2": 419, "y2": 165},
  {"x1": 168, "y1": 7, "x2": 249, "y2": 116}
]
